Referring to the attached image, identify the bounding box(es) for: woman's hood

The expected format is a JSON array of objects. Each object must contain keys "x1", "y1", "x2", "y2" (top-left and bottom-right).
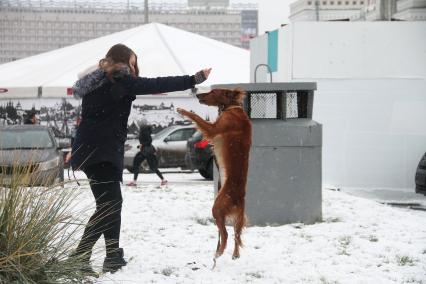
[
  {"x1": 140, "y1": 125, "x2": 153, "y2": 135},
  {"x1": 72, "y1": 66, "x2": 131, "y2": 99}
]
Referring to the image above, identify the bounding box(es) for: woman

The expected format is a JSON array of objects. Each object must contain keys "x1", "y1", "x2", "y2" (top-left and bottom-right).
[
  {"x1": 70, "y1": 44, "x2": 210, "y2": 273},
  {"x1": 127, "y1": 124, "x2": 167, "y2": 187}
]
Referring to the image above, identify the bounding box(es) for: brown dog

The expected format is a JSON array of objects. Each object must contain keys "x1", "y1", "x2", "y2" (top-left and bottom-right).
[{"x1": 177, "y1": 88, "x2": 252, "y2": 263}]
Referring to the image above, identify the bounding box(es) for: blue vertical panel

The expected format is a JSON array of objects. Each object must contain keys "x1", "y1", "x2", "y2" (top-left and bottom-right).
[{"x1": 267, "y1": 30, "x2": 279, "y2": 73}]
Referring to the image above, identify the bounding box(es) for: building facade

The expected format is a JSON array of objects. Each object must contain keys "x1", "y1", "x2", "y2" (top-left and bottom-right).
[
  {"x1": 0, "y1": 0, "x2": 257, "y2": 64},
  {"x1": 241, "y1": 9, "x2": 258, "y2": 49},
  {"x1": 381, "y1": 0, "x2": 426, "y2": 21},
  {"x1": 289, "y1": 0, "x2": 426, "y2": 22},
  {"x1": 290, "y1": 0, "x2": 366, "y2": 21}
]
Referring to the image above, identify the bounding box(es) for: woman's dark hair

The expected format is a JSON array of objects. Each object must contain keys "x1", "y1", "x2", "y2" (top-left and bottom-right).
[
  {"x1": 99, "y1": 44, "x2": 139, "y2": 79},
  {"x1": 140, "y1": 124, "x2": 152, "y2": 133}
]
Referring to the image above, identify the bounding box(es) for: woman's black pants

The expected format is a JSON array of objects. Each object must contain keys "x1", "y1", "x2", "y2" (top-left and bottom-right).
[
  {"x1": 76, "y1": 162, "x2": 122, "y2": 257},
  {"x1": 132, "y1": 151, "x2": 164, "y2": 181}
]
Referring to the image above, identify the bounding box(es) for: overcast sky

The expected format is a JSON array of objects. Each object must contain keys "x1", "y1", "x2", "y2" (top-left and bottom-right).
[{"x1": 258, "y1": 0, "x2": 298, "y2": 34}]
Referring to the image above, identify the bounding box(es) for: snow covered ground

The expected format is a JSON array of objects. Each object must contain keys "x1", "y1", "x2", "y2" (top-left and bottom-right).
[{"x1": 69, "y1": 171, "x2": 426, "y2": 283}]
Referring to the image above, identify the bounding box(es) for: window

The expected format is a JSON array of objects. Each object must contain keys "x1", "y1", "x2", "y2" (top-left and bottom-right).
[{"x1": 166, "y1": 129, "x2": 195, "y2": 142}]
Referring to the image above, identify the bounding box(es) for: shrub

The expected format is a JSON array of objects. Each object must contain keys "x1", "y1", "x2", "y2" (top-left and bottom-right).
[{"x1": 0, "y1": 166, "x2": 94, "y2": 283}]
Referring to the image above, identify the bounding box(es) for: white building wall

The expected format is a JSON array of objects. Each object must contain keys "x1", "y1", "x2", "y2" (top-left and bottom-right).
[
  {"x1": 250, "y1": 22, "x2": 426, "y2": 189},
  {"x1": 249, "y1": 33, "x2": 268, "y2": 82},
  {"x1": 292, "y1": 22, "x2": 426, "y2": 79}
]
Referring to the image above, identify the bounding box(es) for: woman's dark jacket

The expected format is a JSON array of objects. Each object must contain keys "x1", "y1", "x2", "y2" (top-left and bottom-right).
[
  {"x1": 138, "y1": 126, "x2": 153, "y2": 146},
  {"x1": 70, "y1": 69, "x2": 195, "y2": 181}
]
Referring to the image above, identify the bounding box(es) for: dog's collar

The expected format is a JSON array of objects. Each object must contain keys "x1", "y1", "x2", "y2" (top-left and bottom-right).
[{"x1": 221, "y1": 105, "x2": 243, "y2": 112}]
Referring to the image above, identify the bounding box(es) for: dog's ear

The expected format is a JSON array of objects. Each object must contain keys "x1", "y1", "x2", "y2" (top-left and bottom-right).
[{"x1": 232, "y1": 88, "x2": 246, "y2": 104}]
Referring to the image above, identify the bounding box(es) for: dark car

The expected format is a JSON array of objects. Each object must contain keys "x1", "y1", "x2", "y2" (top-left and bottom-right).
[
  {"x1": 0, "y1": 125, "x2": 65, "y2": 186},
  {"x1": 124, "y1": 124, "x2": 196, "y2": 173},
  {"x1": 415, "y1": 152, "x2": 426, "y2": 195},
  {"x1": 185, "y1": 131, "x2": 213, "y2": 180}
]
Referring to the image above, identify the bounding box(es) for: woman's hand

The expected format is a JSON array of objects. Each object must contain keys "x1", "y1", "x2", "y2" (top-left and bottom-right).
[
  {"x1": 194, "y1": 68, "x2": 212, "y2": 84},
  {"x1": 202, "y1": 68, "x2": 212, "y2": 79}
]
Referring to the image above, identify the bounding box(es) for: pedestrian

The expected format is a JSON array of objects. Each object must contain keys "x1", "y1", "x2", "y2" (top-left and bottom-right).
[
  {"x1": 70, "y1": 43, "x2": 211, "y2": 274},
  {"x1": 127, "y1": 124, "x2": 167, "y2": 187},
  {"x1": 24, "y1": 110, "x2": 38, "y2": 125}
]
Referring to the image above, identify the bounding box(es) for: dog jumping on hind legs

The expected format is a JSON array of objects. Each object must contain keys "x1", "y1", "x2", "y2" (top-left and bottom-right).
[{"x1": 177, "y1": 88, "x2": 252, "y2": 266}]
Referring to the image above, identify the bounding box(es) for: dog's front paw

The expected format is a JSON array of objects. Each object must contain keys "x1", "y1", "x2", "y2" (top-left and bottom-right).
[{"x1": 177, "y1": 107, "x2": 190, "y2": 117}]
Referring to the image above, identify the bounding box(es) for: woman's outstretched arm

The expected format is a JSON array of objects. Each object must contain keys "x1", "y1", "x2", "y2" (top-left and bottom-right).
[{"x1": 119, "y1": 68, "x2": 211, "y2": 96}]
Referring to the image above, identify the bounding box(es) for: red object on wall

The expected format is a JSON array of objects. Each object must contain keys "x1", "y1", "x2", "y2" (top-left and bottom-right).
[{"x1": 66, "y1": 87, "x2": 73, "y2": 96}]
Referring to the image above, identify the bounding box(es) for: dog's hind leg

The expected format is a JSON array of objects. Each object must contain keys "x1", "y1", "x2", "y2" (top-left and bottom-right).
[
  {"x1": 213, "y1": 211, "x2": 227, "y2": 259},
  {"x1": 212, "y1": 160, "x2": 223, "y2": 270},
  {"x1": 232, "y1": 207, "x2": 245, "y2": 259},
  {"x1": 212, "y1": 231, "x2": 221, "y2": 270},
  {"x1": 212, "y1": 196, "x2": 230, "y2": 260}
]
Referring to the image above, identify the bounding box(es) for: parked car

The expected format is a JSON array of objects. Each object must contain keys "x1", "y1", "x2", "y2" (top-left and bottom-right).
[
  {"x1": 0, "y1": 125, "x2": 64, "y2": 186},
  {"x1": 185, "y1": 131, "x2": 213, "y2": 180},
  {"x1": 415, "y1": 152, "x2": 426, "y2": 195},
  {"x1": 124, "y1": 124, "x2": 196, "y2": 173}
]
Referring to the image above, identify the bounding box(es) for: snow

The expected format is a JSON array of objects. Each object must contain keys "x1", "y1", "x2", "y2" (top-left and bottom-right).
[{"x1": 68, "y1": 171, "x2": 426, "y2": 283}]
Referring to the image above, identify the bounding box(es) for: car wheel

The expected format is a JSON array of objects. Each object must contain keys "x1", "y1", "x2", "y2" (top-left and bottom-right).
[{"x1": 199, "y1": 159, "x2": 213, "y2": 180}]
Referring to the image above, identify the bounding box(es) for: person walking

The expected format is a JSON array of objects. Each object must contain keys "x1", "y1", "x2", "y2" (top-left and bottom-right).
[
  {"x1": 24, "y1": 110, "x2": 38, "y2": 125},
  {"x1": 127, "y1": 124, "x2": 167, "y2": 187},
  {"x1": 70, "y1": 43, "x2": 210, "y2": 274}
]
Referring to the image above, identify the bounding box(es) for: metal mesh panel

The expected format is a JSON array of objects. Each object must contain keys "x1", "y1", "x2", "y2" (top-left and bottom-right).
[
  {"x1": 286, "y1": 91, "x2": 298, "y2": 119},
  {"x1": 249, "y1": 93, "x2": 277, "y2": 119},
  {"x1": 244, "y1": 90, "x2": 310, "y2": 120}
]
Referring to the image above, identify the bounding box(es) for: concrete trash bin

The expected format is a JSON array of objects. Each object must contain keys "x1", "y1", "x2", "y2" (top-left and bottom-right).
[{"x1": 212, "y1": 83, "x2": 322, "y2": 226}]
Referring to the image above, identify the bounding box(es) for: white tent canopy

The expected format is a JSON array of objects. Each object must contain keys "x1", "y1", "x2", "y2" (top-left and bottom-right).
[{"x1": 0, "y1": 23, "x2": 249, "y2": 99}]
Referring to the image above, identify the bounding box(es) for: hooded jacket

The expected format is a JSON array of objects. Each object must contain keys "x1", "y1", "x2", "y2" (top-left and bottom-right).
[
  {"x1": 138, "y1": 125, "x2": 153, "y2": 147},
  {"x1": 70, "y1": 68, "x2": 196, "y2": 180}
]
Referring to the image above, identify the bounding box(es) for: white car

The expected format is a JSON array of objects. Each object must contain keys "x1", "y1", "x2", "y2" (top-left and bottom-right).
[{"x1": 124, "y1": 124, "x2": 196, "y2": 173}]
